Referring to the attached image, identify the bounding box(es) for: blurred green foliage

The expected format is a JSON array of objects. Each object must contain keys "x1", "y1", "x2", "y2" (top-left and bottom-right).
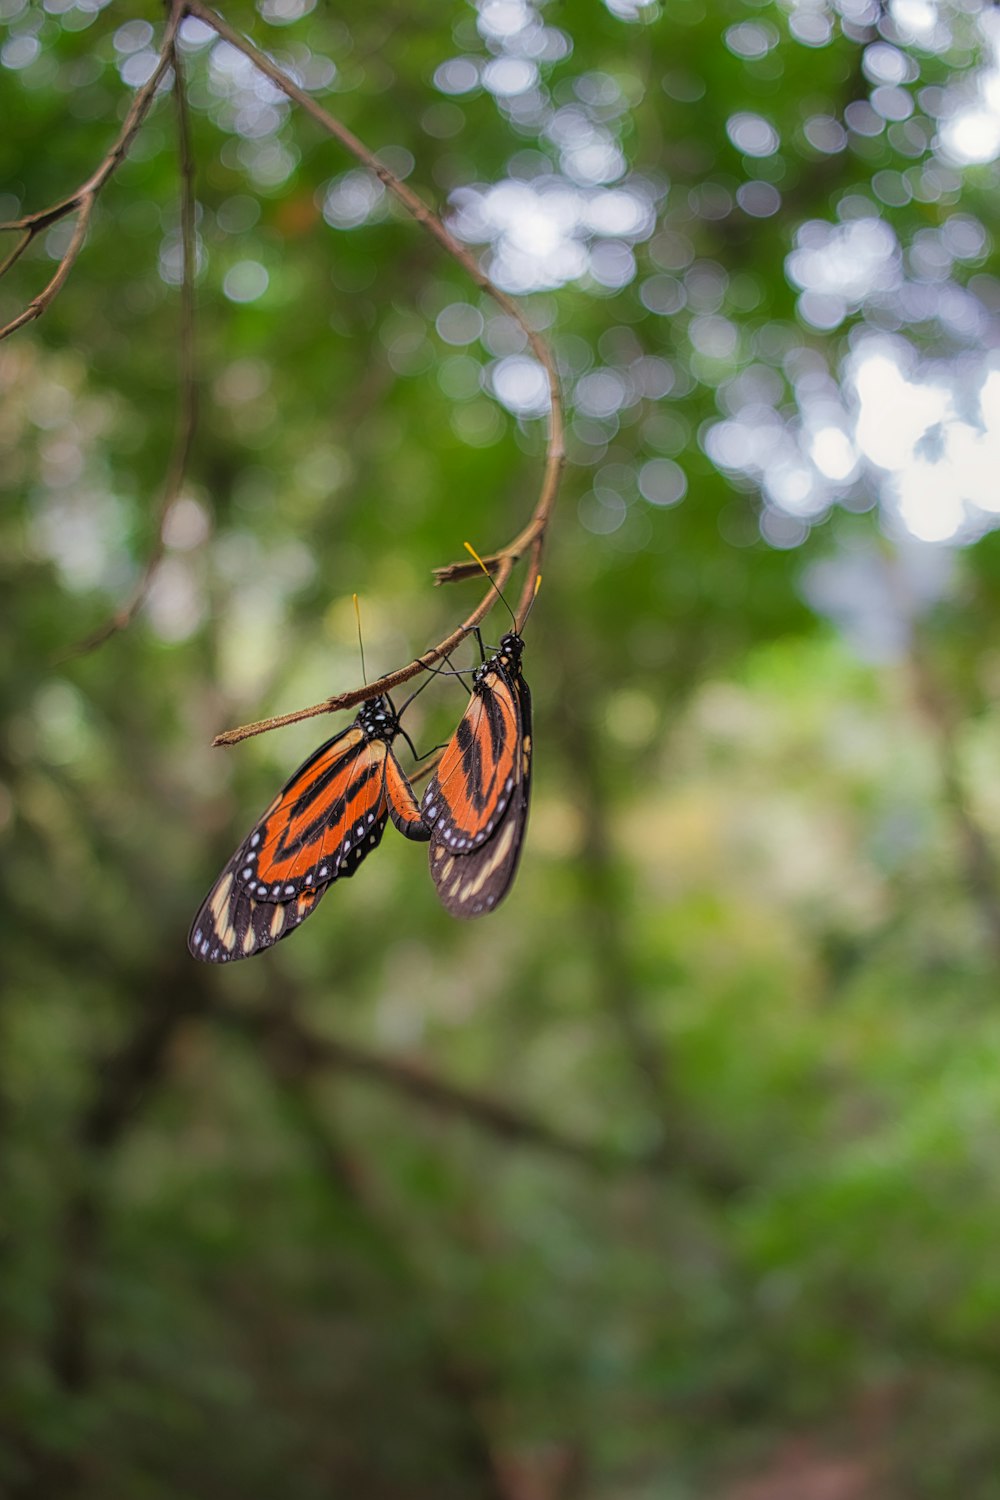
[{"x1": 2, "y1": 0, "x2": 1000, "y2": 1496}]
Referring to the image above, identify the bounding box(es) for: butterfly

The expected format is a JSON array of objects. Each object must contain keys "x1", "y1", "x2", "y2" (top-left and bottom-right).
[
  {"x1": 188, "y1": 694, "x2": 428, "y2": 963},
  {"x1": 420, "y1": 630, "x2": 532, "y2": 919}
]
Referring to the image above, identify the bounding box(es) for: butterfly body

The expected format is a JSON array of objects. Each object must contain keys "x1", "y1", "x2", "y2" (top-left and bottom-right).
[
  {"x1": 421, "y1": 632, "x2": 532, "y2": 919},
  {"x1": 189, "y1": 694, "x2": 428, "y2": 964}
]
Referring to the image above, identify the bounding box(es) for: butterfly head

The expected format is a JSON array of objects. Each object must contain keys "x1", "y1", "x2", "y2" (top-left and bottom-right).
[
  {"x1": 357, "y1": 695, "x2": 400, "y2": 742},
  {"x1": 498, "y1": 632, "x2": 524, "y2": 666},
  {"x1": 473, "y1": 631, "x2": 524, "y2": 689}
]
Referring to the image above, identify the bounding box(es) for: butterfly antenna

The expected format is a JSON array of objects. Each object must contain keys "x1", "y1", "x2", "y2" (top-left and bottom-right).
[
  {"x1": 464, "y1": 542, "x2": 517, "y2": 634},
  {"x1": 519, "y1": 572, "x2": 542, "y2": 632},
  {"x1": 353, "y1": 593, "x2": 368, "y2": 686}
]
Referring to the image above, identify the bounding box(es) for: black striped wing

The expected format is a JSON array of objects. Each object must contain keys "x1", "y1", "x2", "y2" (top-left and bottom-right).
[
  {"x1": 425, "y1": 666, "x2": 532, "y2": 919},
  {"x1": 233, "y1": 726, "x2": 391, "y2": 901},
  {"x1": 385, "y1": 747, "x2": 432, "y2": 842},
  {"x1": 189, "y1": 713, "x2": 427, "y2": 964}
]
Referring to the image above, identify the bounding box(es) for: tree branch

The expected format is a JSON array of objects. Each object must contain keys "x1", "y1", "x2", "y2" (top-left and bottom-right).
[
  {"x1": 217, "y1": 1002, "x2": 634, "y2": 1174},
  {"x1": 249, "y1": 1003, "x2": 513, "y2": 1500},
  {"x1": 551, "y1": 627, "x2": 744, "y2": 1198},
  {"x1": 182, "y1": 0, "x2": 564, "y2": 748},
  {"x1": 212, "y1": 556, "x2": 516, "y2": 745},
  {"x1": 65, "y1": 26, "x2": 200, "y2": 659},
  {"x1": 905, "y1": 634, "x2": 1000, "y2": 968},
  {"x1": 0, "y1": 2, "x2": 184, "y2": 343},
  {"x1": 49, "y1": 965, "x2": 210, "y2": 1392},
  {"x1": 882, "y1": 550, "x2": 1000, "y2": 969}
]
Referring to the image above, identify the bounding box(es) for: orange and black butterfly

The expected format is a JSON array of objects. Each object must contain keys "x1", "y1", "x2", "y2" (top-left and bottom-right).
[
  {"x1": 188, "y1": 694, "x2": 428, "y2": 963},
  {"x1": 420, "y1": 630, "x2": 532, "y2": 919}
]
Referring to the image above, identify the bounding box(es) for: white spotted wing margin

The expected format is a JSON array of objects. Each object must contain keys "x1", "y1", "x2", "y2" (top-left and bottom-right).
[
  {"x1": 188, "y1": 708, "x2": 429, "y2": 964},
  {"x1": 428, "y1": 670, "x2": 532, "y2": 920},
  {"x1": 188, "y1": 845, "x2": 329, "y2": 964}
]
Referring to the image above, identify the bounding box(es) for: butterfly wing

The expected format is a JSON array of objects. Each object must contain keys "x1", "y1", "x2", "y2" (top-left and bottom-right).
[
  {"x1": 189, "y1": 723, "x2": 394, "y2": 964},
  {"x1": 384, "y1": 748, "x2": 431, "y2": 842},
  {"x1": 235, "y1": 728, "x2": 390, "y2": 901},
  {"x1": 425, "y1": 668, "x2": 532, "y2": 919},
  {"x1": 188, "y1": 848, "x2": 329, "y2": 963},
  {"x1": 421, "y1": 668, "x2": 522, "y2": 851}
]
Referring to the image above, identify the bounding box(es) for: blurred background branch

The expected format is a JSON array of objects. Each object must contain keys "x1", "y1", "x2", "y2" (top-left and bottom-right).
[
  {"x1": 68, "y1": 29, "x2": 200, "y2": 658},
  {"x1": 218, "y1": 999, "x2": 646, "y2": 1172},
  {"x1": 0, "y1": 2, "x2": 183, "y2": 341}
]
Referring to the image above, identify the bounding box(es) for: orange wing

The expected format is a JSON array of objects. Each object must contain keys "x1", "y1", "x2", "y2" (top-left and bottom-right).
[
  {"x1": 236, "y1": 730, "x2": 390, "y2": 900},
  {"x1": 188, "y1": 714, "x2": 429, "y2": 963},
  {"x1": 423, "y1": 664, "x2": 532, "y2": 919},
  {"x1": 188, "y1": 732, "x2": 389, "y2": 965},
  {"x1": 385, "y1": 748, "x2": 431, "y2": 841},
  {"x1": 420, "y1": 669, "x2": 521, "y2": 850}
]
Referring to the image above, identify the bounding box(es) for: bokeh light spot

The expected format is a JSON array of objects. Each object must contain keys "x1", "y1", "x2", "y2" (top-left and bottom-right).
[
  {"x1": 638, "y1": 458, "x2": 687, "y2": 507},
  {"x1": 223, "y1": 260, "x2": 269, "y2": 303}
]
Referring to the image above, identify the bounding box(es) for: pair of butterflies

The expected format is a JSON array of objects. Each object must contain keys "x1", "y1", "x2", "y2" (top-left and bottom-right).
[{"x1": 188, "y1": 630, "x2": 531, "y2": 963}]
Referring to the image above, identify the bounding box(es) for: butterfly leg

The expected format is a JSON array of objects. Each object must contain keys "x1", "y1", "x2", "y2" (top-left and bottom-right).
[{"x1": 400, "y1": 653, "x2": 475, "y2": 698}]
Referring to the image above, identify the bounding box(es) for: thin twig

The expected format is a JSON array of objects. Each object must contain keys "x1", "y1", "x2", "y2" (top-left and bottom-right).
[
  {"x1": 0, "y1": 227, "x2": 32, "y2": 281},
  {"x1": 0, "y1": 2, "x2": 183, "y2": 343},
  {"x1": 66, "y1": 27, "x2": 200, "y2": 658},
  {"x1": 409, "y1": 748, "x2": 444, "y2": 786},
  {"x1": 211, "y1": 562, "x2": 514, "y2": 745},
  {"x1": 183, "y1": 0, "x2": 564, "y2": 748}
]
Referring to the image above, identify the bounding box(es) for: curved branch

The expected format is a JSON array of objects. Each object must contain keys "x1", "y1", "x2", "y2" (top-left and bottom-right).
[
  {"x1": 184, "y1": 0, "x2": 565, "y2": 749},
  {"x1": 212, "y1": 556, "x2": 515, "y2": 745},
  {"x1": 67, "y1": 27, "x2": 200, "y2": 658},
  {"x1": 0, "y1": 2, "x2": 183, "y2": 343}
]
